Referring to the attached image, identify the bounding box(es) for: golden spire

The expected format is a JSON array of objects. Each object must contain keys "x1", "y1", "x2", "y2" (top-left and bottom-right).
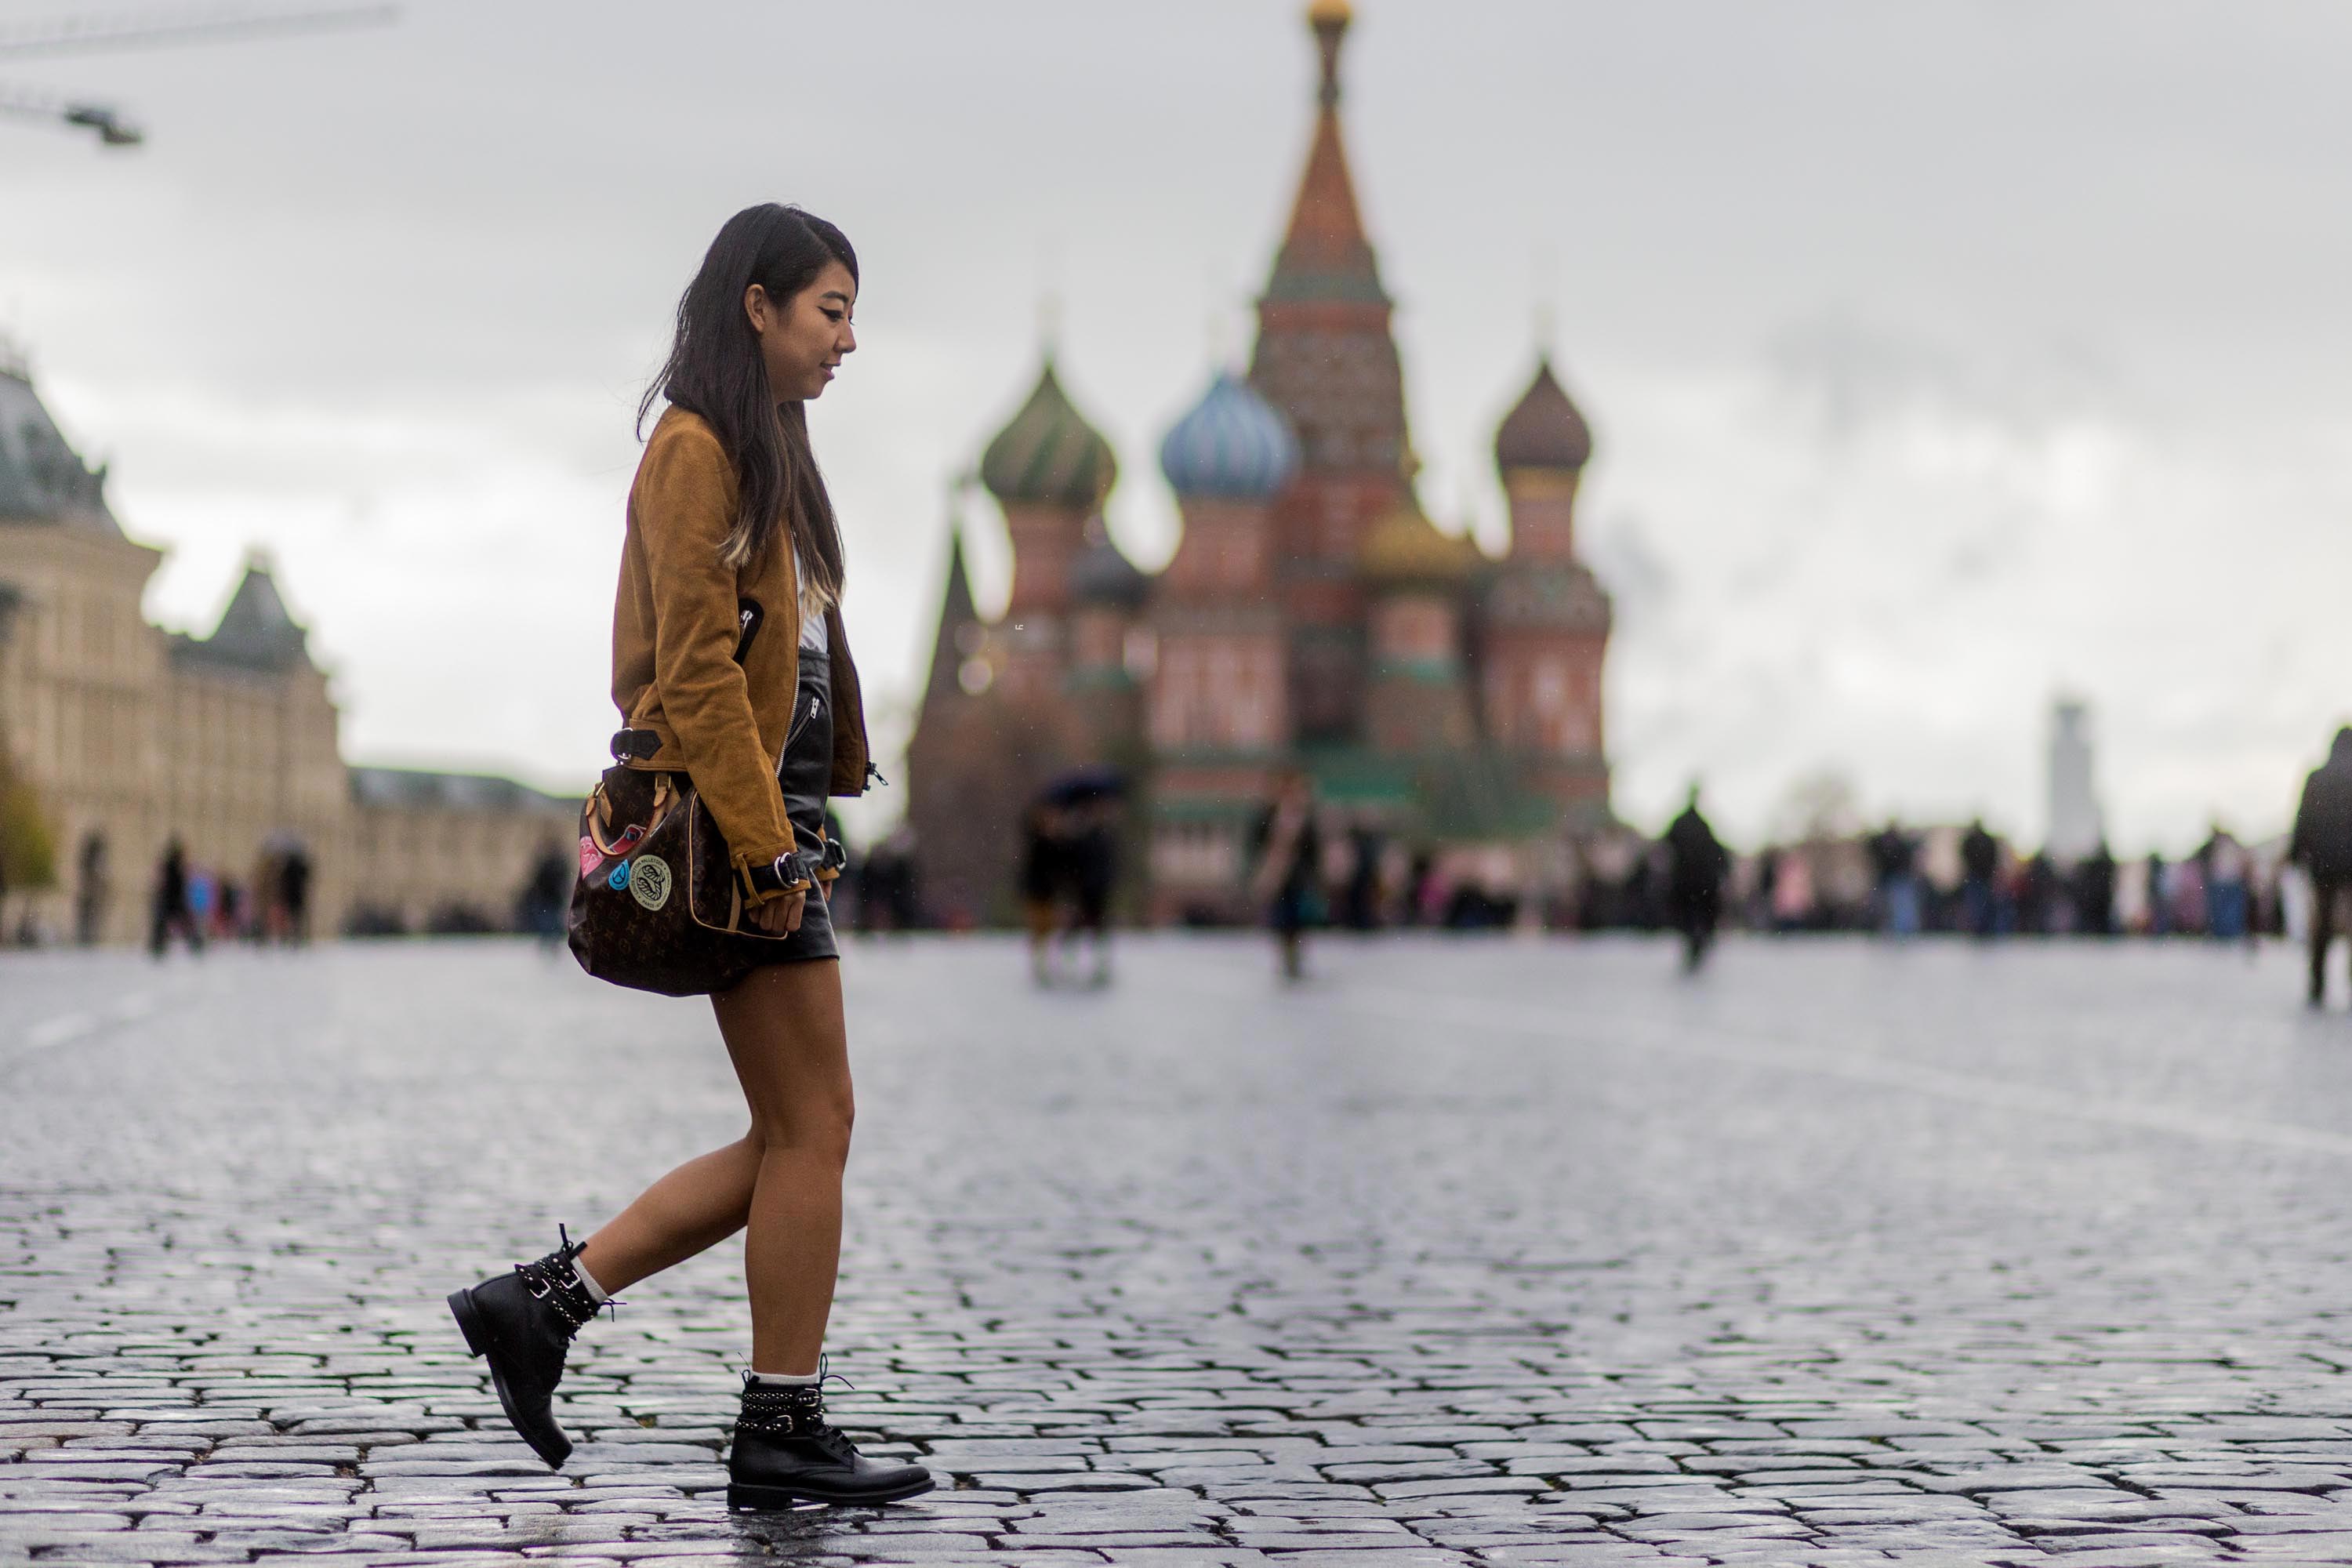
[{"x1": 1308, "y1": 0, "x2": 1352, "y2": 107}]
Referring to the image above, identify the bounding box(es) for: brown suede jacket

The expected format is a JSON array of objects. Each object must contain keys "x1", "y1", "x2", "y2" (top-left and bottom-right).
[{"x1": 610, "y1": 406, "x2": 872, "y2": 903}]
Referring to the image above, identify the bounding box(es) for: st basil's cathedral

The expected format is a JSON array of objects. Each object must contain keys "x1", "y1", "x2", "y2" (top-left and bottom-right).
[{"x1": 906, "y1": 0, "x2": 1613, "y2": 925}]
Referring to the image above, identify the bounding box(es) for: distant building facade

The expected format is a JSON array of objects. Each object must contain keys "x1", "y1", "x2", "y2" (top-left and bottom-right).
[
  {"x1": 906, "y1": 0, "x2": 1613, "y2": 924},
  {"x1": 0, "y1": 354, "x2": 575, "y2": 943},
  {"x1": 2047, "y1": 698, "x2": 2104, "y2": 863}
]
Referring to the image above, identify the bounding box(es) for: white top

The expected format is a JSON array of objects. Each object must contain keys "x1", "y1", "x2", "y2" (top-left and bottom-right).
[{"x1": 796, "y1": 546, "x2": 829, "y2": 652}]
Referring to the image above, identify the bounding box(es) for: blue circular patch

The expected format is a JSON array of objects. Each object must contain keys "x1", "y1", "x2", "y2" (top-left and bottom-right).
[{"x1": 607, "y1": 862, "x2": 631, "y2": 891}]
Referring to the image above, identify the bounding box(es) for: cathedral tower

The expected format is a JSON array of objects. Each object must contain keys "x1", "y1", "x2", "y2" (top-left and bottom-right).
[
  {"x1": 902, "y1": 358, "x2": 1127, "y2": 924},
  {"x1": 978, "y1": 358, "x2": 1119, "y2": 713},
  {"x1": 1249, "y1": 0, "x2": 1414, "y2": 743},
  {"x1": 903, "y1": 517, "x2": 1011, "y2": 925},
  {"x1": 1146, "y1": 370, "x2": 1298, "y2": 919},
  {"x1": 1480, "y1": 357, "x2": 1612, "y2": 820},
  {"x1": 909, "y1": 2, "x2": 1622, "y2": 925}
]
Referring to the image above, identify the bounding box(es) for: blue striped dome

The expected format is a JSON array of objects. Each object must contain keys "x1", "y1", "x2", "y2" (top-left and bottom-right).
[{"x1": 1158, "y1": 372, "x2": 1298, "y2": 500}]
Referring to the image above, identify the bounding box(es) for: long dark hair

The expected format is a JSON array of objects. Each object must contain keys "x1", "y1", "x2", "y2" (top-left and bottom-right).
[{"x1": 639, "y1": 203, "x2": 857, "y2": 597}]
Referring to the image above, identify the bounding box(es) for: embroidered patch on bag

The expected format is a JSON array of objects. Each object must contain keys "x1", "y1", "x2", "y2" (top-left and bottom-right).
[
  {"x1": 606, "y1": 862, "x2": 631, "y2": 891},
  {"x1": 579, "y1": 836, "x2": 601, "y2": 878},
  {"x1": 629, "y1": 855, "x2": 673, "y2": 911}
]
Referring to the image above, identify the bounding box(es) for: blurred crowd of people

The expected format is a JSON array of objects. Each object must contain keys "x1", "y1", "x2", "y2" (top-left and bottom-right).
[
  {"x1": 1639, "y1": 725, "x2": 2352, "y2": 1004},
  {"x1": 57, "y1": 728, "x2": 2352, "y2": 1016},
  {"x1": 144, "y1": 835, "x2": 312, "y2": 956},
  {"x1": 1619, "y1": 814, "x2": 2288, "y2": 943}
]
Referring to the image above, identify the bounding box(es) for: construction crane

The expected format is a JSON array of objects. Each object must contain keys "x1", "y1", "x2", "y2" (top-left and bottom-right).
[{"x1": 0, "y1": 3, "x2": 398, "y2": 148}]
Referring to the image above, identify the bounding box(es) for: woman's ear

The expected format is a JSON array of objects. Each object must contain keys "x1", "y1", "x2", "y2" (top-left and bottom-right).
[{"x1": 743, "y1": 283, "x2": 771, "y2": 336}]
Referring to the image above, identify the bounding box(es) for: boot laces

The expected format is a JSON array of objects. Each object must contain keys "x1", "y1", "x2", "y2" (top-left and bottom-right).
[
  {"x1": 741, "y1": 1356, "x2": 862, "y2": 1457},
  {"x1": 515, "y1": 1222, "x2": 619, "y2": 1329}
]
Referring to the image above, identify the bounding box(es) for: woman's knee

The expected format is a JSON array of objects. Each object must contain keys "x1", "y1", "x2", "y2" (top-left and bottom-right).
[{"x1": 747, "y1": 1093, "x2": 854, "y2": 1165}]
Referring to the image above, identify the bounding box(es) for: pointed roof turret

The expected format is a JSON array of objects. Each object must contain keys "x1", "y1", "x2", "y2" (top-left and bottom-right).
[
  {"x1": 1252, "y1": 3, "x2": 1410, "y2": 486},
  {"x1": 979, "y1": 359, "x2": 1119, "y2": 511},
  {"x1": 1495, "y1": 357, "x2": 1592, "y2": 474},
  {"x1": 0, "y1": 359, "x2": 121, "y2": 535},
  {"x1": 176, "y1": 551, "x2": 312, "y2": 673},
  {"x1": 938, "y1": 514, "x2": 976, "y2": 626},
  {"x1": 922, "y1": 512, "x2": 982, "y2": 705},
  {"x1": 1264, "y1": 2, "x2": 1385, "y2": 309}
]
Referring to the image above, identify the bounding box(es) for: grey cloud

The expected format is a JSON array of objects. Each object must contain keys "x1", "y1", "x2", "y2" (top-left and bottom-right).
[
  {"x1": 1763, "y1": 311, "x2": 2128, "y2": 449},
  {"x1": 1584, "y1": 506, "x2": 1672, "y2": 624}
]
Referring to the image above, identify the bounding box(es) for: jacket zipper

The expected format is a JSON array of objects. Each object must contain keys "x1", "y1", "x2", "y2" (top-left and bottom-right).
[{"x1": 776, "y1": 692, "x2": 822, "y2": 775}]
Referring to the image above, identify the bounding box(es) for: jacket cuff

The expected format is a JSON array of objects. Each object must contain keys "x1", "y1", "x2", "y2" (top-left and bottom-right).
[{"x1": 731, "y1": 844, "x2": 808, "y2": 906}]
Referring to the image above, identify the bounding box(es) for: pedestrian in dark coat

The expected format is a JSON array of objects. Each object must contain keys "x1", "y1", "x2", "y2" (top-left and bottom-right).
[
  {"x1": 2290, "y1": 726, "x2": 2352, "y2": 1005},
  {"x1": 1251, "y1": 769, "x2": 1323, "y2": 981},
  {"x1": 1663, "y1": 787, "x2": 1730, "y2": 972},
  {"x1": 1019, "y1": 801, "x2": 1070, "y2": 986},
  {"x1": 1066, "y1": 800, "x2": 1118, "y2": 987},
  {"x1": 149, "y1": 837, "x2": 198, "y2": 958},
  {"x1": 279, "y1": 847, "x2": 313, "y2": 946},
  {"x1": 2074, "y1": 843, "x2": 2117, "y2": 937},
  {"x1": 1959, "y1": 819, "x2": 1999, "y2": 938},
  {"x1": 1867, "y1": 821, "x2": 1921, "y2": 938}
]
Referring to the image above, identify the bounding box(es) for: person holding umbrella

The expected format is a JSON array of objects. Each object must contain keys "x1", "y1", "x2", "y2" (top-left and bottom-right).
[{"x1": 1024, "y1": 767, "x2": 1123, "y2": 985}]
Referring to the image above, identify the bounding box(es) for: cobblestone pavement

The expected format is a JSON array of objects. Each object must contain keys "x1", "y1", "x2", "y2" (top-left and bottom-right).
[{"x1": 9, "y1": 934, "x2": 2352, "y2": 1566}]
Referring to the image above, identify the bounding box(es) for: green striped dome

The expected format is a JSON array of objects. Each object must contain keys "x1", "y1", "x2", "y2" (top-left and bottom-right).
[{"x1": 980, "y1": 361, "x2": 1117, "y2": 510}]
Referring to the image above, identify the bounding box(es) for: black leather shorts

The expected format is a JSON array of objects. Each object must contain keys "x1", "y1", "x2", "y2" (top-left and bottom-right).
[{"x1": 751, "y1": 648, "x2": 839, "y2": 966}]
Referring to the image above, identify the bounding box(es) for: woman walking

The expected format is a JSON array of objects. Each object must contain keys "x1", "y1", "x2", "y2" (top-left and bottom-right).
[{"x1": 446, "y1": 205, "x2": 931, "y2": 1509}]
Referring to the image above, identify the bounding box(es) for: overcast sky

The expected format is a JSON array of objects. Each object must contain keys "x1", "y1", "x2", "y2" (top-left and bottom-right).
[{"x1": 4, "y1": 0, "x2": 2349, "y2": 849}]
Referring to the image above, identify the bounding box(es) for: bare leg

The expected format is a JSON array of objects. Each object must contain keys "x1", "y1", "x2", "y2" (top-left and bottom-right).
[
  {"x1": 575, "y1": 1139, "x2": 761, "y2": 1294},
  {"x1": 575, "y1": 960, "x2": 853, "y2": 1374}
]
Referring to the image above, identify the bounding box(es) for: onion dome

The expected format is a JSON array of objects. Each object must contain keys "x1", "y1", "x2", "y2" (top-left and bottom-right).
[
  {"x1": 1360, "y1": 499, "x2": 1482, "y2": 586},
  {"x1": 1158, "y1": 372, "x2": 1299, "y2": 501},
  {"x1": 1070, "y1": 516, "x2": 1149, "y2": 608},
  {"x1": 980, "y1": 360, "x2": 1118, "y2": 510},
  {"x1": 1494, "y1": 357, "x2": 1592, "y2": 474}
]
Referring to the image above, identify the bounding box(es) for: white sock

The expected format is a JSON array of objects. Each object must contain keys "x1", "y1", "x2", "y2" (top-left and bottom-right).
[
  {"x1": 569, "y1": 1258, "x2": 608, "y2": 1305},
  {"x1": 746, "y1": 1369, "x2": 820, "y2": 1387}
]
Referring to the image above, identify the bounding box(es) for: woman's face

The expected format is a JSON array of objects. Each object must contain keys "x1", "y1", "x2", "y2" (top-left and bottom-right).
[{"x1": 746, "y1": 260, "x2": 858, "y2": 401}]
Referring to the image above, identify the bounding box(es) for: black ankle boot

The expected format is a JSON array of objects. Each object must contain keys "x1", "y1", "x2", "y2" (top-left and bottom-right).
[
  {"x1": 727, "y1": 1373, "x2": 934, "y2": 1508},
  {"x1": 447, "y1": 1225, "x2": 603, "y2": 1469}
]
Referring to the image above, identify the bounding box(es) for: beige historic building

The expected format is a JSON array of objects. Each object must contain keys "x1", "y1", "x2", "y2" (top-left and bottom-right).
[{"x1": 0, "y1": 355, "x2": 576, "y2": 944}]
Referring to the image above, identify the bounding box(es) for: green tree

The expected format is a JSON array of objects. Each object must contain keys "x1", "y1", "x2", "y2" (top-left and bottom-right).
[{"x1": 0, "y1": 737, "x2": 56, "y2": 895}]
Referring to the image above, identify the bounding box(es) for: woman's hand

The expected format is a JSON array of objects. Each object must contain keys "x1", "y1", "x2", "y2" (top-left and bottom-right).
[{"x1": 751, "y1": 889, "x2": 806, "y2": 935}]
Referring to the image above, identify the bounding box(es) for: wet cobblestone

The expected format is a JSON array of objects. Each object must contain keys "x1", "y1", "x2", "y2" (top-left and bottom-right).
[{"x1": 6, "y1": 935, "x2": 2352, "y2": 1564}]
